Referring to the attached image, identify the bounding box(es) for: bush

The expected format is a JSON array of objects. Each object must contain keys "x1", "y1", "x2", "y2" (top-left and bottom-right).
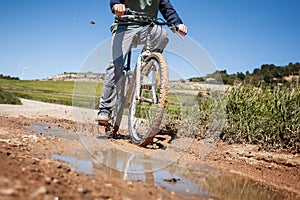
[
  {"x1": 164, "y1": 83, "x2": 300, "y2": 153},
  {"x1": 0, "y1": 88, "x2": 22, "y2": 105},
  {"x1": 222, "y1": 83, "x2": 300, "y2": 152},
  {"x1": 162, "y1": 90, "x2": 226, "y2": 140}
]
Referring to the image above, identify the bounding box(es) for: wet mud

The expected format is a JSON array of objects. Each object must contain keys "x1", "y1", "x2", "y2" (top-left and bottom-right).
[{"x1": 28, "y1": 122, "x2": 291, "y2": 200}]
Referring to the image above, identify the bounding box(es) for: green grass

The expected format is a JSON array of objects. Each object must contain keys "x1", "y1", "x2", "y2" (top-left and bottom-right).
[
  {"x1": 2, "y1": 79, "x2": 298, "y2": 152},
  {"x1": 0, "y1": 79, "x2": 103, "y2": 107},
  {"x1": 164, "y1": 83, "x2": 300, "y2": 152},
  {"x1": 0, "y1": 79, "x2": 189, "y2": 109},
  {"x1": 0, "y1": 87, "x2": 21, "y2": 105},
  {"x1": 223, "y1": 83, "x2": 300, "y2": 152}
]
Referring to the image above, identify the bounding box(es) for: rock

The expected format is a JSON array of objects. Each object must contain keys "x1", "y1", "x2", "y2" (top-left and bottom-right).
[
  {"x1": 53, "y1": 178, "x2": 61, "y2": 184},
  {"x1": 104, "y1": 183, "x2": 112, "y2": 187},
  {"x1": 22, "y1": 135, "x2": 39, "y2": 142},
  {"x1": 0, "y1": 177, "x2": 10, "y2": 186},
  {"x1": 30, "y1": 186, "x2": 47, "y2": 198},
  {"x1": 0, "y1": 139, "x2": 11, "y2": 143},
  {"x1": 163, "y1": 178, "x2": 180, "y2": 183},
  {"x1": 0, "y1": 188, "x2": 16, "y2": 196},
  {"x1": 77, "y1": 187, "x2": 89, "y2": 194},
  {"x1": 122, "y1": 197, "x2": 132, "y2": 200},
  {"x1": 44, "y1": 176, "x2": 52, "y2": 184}
]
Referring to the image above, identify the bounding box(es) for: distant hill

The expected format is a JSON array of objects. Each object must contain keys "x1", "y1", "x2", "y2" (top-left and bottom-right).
[
  {"x1": 45, "y1": 72, "x2": 105, "y2": 82},
  {"x1": 189, "y1": 62, "x2": 300, "y2": 85},
  {"x1": 44, "y1": 62, "x2": 300, "y2": 85}
]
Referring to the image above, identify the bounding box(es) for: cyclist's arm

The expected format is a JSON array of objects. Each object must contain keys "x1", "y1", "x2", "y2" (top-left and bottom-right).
[
  {"x1": 159, "y1": 0, "x2": 183, "y2": 26},
  {"x1": 159, "y1": 0, "x2": 187, "y2": 35}
]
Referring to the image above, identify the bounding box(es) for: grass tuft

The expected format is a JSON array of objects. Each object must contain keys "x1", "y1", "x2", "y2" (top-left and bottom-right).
[{"x1": 0, "y1": 87, "x2": 22, "y2": 105}]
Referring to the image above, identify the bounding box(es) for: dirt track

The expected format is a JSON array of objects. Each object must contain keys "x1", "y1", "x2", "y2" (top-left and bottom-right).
[{"x1": 0, "y1": 99, "x2": 299, "y2": 199}]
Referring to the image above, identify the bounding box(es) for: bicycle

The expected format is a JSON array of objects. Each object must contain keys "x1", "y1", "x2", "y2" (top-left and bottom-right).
[{"x1": 102, "y1": 9, "x2": 179, "y2": 147}]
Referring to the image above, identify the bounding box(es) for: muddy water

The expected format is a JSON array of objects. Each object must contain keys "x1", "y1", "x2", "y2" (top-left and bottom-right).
[{"x1": 29, "y1": 122, "x2": 285, "y2": 200}]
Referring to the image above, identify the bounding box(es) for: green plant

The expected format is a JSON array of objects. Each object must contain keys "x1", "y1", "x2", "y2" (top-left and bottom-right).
[
  {"x1": 223, "y1": 83, "x2": 300, "y2": 152},
  {"x1": 0, "y1": 79, "x2": 103, "y2": 108},
  {"x1": 163, "y1": 83, "x2": 300, "y2": 152},
  {"x1": 0, "y1": 87, "x2": 21, "y2": 105}
]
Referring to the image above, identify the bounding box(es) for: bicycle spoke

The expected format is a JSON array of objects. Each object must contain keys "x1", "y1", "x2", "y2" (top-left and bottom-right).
[{"x1": 128, "y1": 53, "x2": 168, "y2": 146}]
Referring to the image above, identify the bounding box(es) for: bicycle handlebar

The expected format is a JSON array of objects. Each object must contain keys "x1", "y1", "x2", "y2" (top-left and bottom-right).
[{"x1": 120, "y1": 8, "x2": 179, "y2": 33}]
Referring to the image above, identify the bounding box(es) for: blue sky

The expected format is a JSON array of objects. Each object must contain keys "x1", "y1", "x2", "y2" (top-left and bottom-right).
[{"x1": 0, "y1": 0, "x2": 299, "y2": 80}]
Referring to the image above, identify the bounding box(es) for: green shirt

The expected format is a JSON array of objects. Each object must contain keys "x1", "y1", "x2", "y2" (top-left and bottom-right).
[{"x1": 111, "y1": 0, "x2": 160, "y2": 32}]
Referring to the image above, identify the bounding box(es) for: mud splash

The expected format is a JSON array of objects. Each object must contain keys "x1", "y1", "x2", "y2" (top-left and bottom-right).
[{"x1": 29, "y1": 122, "x2": 286, "y2": 200}]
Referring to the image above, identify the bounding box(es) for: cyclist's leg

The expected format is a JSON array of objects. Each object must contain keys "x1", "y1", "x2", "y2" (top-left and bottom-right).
[
  {"x1": 138, "y1": 25, "x2": 169, "y2": 52},
  {"x1": 98, "y1": 28, "x2": 141, "y2": 120},
  {"x1": 99, "y1": 36, "x2": 122, "y2": 114}
]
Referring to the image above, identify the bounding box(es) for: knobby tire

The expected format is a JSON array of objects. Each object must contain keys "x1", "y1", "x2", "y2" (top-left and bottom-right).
[{"x1": 128, "y1": 52, "x2": 168, "y2": 146}]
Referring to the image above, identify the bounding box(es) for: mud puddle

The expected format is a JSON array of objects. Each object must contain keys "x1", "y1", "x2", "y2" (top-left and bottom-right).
[
  {"x1": 29, "y1": 122, "x2": 84, "y2": 140},
  {"x1": 29, "y1": 122, "x2": 286, "y2": 200}
]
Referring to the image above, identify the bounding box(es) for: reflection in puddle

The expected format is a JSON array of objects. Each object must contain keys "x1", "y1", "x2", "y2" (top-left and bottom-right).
[
  {"x1": 51, "y1": 154, "x2": 93, "y2": 174},
  {"x1": 51, "y1": 150, "x2": 213, "y2": 198},
  {"x1": 51, "y1": 148, "x2": 285, "y2": 200},
  {"x1": 30, "y1": 122, "x2": 286, "y2": 199}
]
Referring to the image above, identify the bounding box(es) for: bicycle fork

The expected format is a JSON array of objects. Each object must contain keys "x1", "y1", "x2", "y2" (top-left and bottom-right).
[
  {"x1": 135, "y1": 24, "x2": 158, "y2": 104},
  {"x1": 135, "y1": 53, "x2": 158, "y2": 104}
]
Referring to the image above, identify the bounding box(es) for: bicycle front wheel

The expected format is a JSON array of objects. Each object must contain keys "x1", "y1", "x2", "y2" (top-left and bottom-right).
[{"x1": 128, "y1": 52, "x2": 168, "y2": 146}]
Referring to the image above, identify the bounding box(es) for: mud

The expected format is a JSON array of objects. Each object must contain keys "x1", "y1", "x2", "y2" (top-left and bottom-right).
[{"x1": 0, "y1": 99, "x2": 299, "y2": 199}]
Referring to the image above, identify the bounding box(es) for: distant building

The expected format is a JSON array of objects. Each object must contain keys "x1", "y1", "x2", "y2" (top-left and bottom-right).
[{"x1": 46, "y1": 72, "x2": 105, "y2": 82}]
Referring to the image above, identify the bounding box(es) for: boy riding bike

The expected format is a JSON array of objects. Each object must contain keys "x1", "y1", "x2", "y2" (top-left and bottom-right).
[{"x1": 96, "y1": 0, "x2": 188, "y2": 125}]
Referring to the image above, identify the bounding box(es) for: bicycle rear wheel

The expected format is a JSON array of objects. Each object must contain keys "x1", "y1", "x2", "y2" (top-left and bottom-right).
[{"x1": 128, "y1": 52, "x2": 168, "y2": 146}]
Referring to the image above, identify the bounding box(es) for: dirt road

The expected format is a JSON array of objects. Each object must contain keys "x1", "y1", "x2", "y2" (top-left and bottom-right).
[{"x1": 0, "y1": 99, "x2": 299, "y2": 199}]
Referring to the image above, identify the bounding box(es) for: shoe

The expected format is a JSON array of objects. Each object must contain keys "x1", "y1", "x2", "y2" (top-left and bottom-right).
[{"x1": 95, "y1": 110, "x2": 111, "y2": 126}]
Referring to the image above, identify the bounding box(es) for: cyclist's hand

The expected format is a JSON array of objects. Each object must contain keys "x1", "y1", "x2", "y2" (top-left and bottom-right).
[
  {"x1": 178, "y1": 24, "x2": 188, "y2": 36},
  {"x1": 113, "y1": 4, "x2": 126, "y2": 17}
]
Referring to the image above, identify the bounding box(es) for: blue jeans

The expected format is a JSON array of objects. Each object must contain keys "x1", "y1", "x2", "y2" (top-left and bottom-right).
[{"x1": 99, "y1": 25, "x2": 169, "y2": 111}]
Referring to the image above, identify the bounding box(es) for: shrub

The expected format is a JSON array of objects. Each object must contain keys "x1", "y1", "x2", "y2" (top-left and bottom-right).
[
  {"x1": 163, "y1": 83, "x2": 300, "y2": 152},
  {"x1": 0, "y1": 87, "x2": 22, "y2": 105},
  {"x1": 223, "y1": 83, "x2": 300, "y2": 152}
]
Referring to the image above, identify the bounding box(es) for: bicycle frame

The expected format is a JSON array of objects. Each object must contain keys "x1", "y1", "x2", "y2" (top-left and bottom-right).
[
  {"x1": 106, "y1": 9, "x2": 180, "y2": 145},
  {"x1": 122, "y1": 24, "x2": 157, "y2": 106}
]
